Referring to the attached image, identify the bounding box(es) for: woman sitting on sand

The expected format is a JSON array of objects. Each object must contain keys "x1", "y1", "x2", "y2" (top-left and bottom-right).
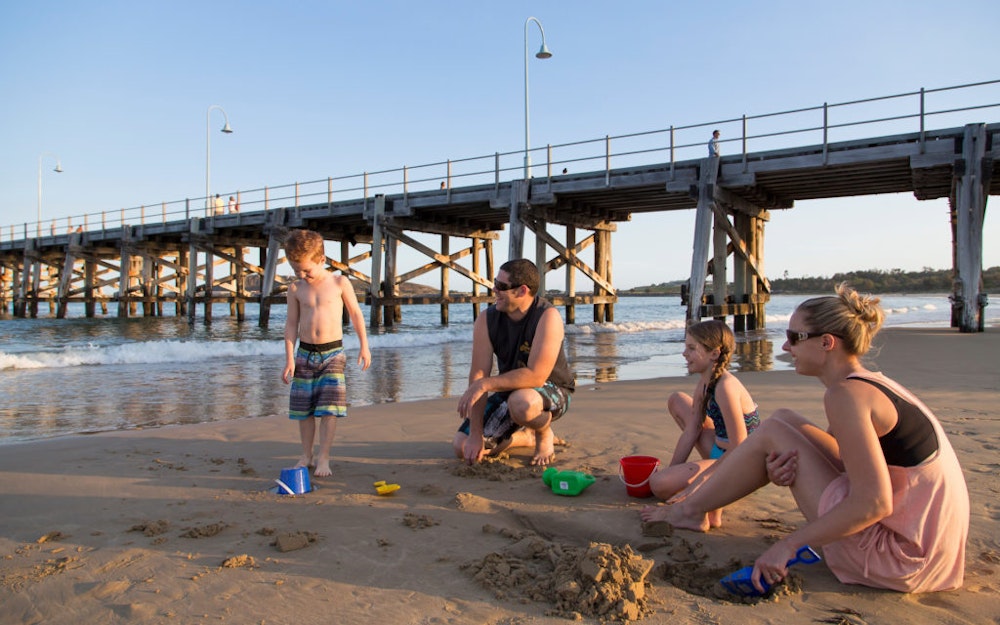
[
  {"x1": 644, "y1": 284, "x2": 969, "y2": 593},
  {"x1": 645, "y1": 320, "x2": 759, "y2": 528}
]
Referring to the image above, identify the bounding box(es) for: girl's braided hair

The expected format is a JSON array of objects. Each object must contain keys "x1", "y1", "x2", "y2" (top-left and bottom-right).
[{"x1": 688, "y1": 320, "x2": 735, "y2": 419}]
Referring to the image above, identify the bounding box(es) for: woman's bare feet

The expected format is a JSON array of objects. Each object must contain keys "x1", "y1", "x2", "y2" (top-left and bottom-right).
[
  {"x1": 640, "y1": 504, "x2": 669, "y2": 523},
  {"x1": 664, "y1": 501, "x2": 712, "y2": 532},
  {"x1": 639, "y1": 502, "x2": 712, "y2": 532}
]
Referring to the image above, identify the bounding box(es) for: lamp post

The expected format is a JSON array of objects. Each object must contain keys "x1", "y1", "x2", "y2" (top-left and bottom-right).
[
  {"x1": 524, "y1": 16, "x2": 552, "y2": 180},
  {"x1": 37, "y1": 152, "x2": 63, "y2": 237},
  {"x1": 205, "y1": 105, "x2": 233, "y2": 216}
]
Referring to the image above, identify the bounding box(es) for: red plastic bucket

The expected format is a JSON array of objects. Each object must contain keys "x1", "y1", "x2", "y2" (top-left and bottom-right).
[{"x1": 619, "y1": 455, "x2": 660, "y2": 498}]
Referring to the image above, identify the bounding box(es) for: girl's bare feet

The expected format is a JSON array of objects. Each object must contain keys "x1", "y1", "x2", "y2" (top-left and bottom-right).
[{"x1": 708, "y1": 508, "x2": 723, "y2": 528}]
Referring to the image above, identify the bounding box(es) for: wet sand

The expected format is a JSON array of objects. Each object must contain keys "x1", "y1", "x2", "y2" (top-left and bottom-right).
[{"x1": 1, "y1": 326, "x2": 998, "y2": 624}]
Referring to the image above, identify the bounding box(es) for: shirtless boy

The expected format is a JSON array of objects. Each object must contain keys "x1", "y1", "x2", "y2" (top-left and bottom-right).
[{"x1": 282, "y1": 229, "x2": 371, "y2": 477}]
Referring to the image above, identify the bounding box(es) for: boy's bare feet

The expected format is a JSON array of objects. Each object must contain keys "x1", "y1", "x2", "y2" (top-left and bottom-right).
[
  {"x1": 313, "y1": 457, "x2": 332, "y2": 477},
  {"x1": 294, "y1": 455, "x2": 314, "y2": 469}
]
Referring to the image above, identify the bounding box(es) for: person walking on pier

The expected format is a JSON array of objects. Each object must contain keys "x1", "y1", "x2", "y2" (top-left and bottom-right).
[
  {"x1": 227, "y1": 196, "x2": 238, "y2": 213},
  {"x1": 282, "y1": 229, "x2": 372, "y2": 477},
  {"x1": 454, "y1": 259, "x2": 575, "y2": 466},
  {"x1": 212, "y1": 194, "x2": 224, "y2": 215},
  {"x1": 708, "y1": 130, "x2": 721, "y2": 157}
]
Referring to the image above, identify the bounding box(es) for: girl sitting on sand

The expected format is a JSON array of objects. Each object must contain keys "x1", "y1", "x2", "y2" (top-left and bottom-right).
[
  {"x1": 644, "y1": 319, "x2": 759, "y2": 528},
  {"x1": 653, "y1": 284, "x2": 969, "y2": 593}
]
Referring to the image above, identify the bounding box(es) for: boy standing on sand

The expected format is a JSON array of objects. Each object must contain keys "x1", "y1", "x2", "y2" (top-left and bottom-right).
[{"x1": 282, "y1": 229, "x2": 372, "y2": 477}]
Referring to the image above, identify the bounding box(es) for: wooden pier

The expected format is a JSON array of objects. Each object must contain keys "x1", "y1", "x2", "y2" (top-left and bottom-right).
[{"x1": 2, "y1": 121, "x2": 997, "y2": 333}]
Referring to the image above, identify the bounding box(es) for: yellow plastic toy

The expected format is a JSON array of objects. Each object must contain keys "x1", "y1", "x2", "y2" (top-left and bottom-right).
[{"x1": 373, "y1": 480, "x2": 400, "y2": 495}]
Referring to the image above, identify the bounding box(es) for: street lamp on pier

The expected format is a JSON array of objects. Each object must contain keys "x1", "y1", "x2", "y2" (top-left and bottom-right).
[
  {"x1": 523, "y1": 16, "x2": 552, "y2": 180},
  {"x1": 37, "y1": 152, "x2": 63, "y2": 238},
  {"x1": 205, "y1": 105, "x2": 233, "y2": 216}
]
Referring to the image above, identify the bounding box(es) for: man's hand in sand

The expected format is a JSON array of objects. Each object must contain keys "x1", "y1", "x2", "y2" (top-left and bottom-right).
[{"x1": 462, "y1": 434, "x2": 487, "y2": 465}]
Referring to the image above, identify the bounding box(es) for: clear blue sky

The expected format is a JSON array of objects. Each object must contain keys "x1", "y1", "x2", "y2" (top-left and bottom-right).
[{"x1": 1, "y1": 1, "x2": 998, "y2": 288}]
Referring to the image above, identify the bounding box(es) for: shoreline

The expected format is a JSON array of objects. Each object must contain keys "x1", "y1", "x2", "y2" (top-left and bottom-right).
[
  {"x1": 1, "y1": 326, "x2": 998, "y2": 624},
  {"x1": 0, "y1": 321, "x2": 991, "y2": 447}
]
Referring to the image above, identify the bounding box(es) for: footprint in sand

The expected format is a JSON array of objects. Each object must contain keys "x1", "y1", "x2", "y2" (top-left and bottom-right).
[
  {"x1": 179, "y1": 522, "x2": 228, "y2": 538},
  {"x1": 84, "y1": 580, "x2": 132, "y2": 600},
  {"x1": 402, "y1": 513, "x2": 441, "y2": 530},
  {"x1": 129, "y1": 520, "x2": 170, "y2": 537}
]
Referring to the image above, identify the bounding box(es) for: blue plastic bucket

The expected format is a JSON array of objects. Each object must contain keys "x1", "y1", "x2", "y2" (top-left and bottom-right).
[{"x1": 276, "y1": 467, "x2": 311, "y2": 495}]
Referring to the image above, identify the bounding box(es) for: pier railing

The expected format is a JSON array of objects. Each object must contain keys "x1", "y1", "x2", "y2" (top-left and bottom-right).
[{"x1": 4, "y1": 79, "x2": 999, "y2": 243}]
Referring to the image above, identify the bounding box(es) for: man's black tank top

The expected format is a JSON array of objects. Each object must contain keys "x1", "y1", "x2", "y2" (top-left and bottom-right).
[{"x1": 486, "y1": 296, "x2": 575, "y2": 391}]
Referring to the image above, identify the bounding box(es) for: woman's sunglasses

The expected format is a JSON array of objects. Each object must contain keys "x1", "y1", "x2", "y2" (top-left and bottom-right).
[
  {"x1": 785, "y1": 330, "x2": 840, "y2": 346},
  {"x1": 493, "y1": 280, "x2": 520, "y2": 292}
]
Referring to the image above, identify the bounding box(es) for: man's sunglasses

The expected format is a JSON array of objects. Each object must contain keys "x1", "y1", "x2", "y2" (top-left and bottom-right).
[
  {"x1": 493, "y1": 279, "x2": 521, "y2": 292},
  {"x1": 785, "y1": 330, "x2": 841, "y2": 346}
]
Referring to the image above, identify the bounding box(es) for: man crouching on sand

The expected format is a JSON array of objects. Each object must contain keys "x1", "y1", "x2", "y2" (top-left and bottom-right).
[{"x1": 454, "y1": 259, "x2": 575, "y2": 466}]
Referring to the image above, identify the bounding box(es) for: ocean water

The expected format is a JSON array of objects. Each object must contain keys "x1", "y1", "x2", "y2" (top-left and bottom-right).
[{"x1": 0, "y1": 293, "x2": 978, "y2": 444}]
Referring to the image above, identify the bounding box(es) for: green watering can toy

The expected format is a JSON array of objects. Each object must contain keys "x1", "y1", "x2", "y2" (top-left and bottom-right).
[{"x1": 542, "y1": 467, "x2": 596, "y2": 496}]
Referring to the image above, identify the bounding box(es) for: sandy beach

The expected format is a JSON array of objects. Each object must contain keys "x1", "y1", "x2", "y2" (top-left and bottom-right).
[{"x1": 1, "y1": 326, "x2": 997, "y2": 625}]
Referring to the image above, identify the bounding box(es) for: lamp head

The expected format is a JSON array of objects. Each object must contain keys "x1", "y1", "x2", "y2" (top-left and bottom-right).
[
  {"x1": 535, "y1": 43, "x2": 552, "y2": 59},
  {"x1": 53, "y1": 164, "x2": 63, "y2": 173},
  {"x1": 221, "y1": 122, "x2": 233, "y2": 134}
]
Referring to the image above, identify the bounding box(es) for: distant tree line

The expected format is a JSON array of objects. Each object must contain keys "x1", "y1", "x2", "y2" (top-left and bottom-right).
[
  {"x1": 771, "y1": 267, "x2": 999, "y2": 294},
  {"x1": 621, "y1": 267, "x2": 999, "y2": 296}
]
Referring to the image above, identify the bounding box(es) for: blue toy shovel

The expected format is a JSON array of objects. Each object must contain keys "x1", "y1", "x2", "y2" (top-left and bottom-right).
[{"x1": 720, "y1": 545, "x2": 822, "y2": 596}]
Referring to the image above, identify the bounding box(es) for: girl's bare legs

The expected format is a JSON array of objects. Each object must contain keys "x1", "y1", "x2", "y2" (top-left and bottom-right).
[
  {"x1": 664, "y1": 410, "x2": 843, "y2": 532},
  {"x1": 644, "y1": 460, "x2": 724, "y2": 526},
  {"x1": 667, "y1": 392, "x2": 715, "y2": 460},
  {"x1": 649, "y1": 461, "x2": 704, "y2": 499},
  {"x1": 643, "y1": 392, "x2": 722, "y2": 524}
]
